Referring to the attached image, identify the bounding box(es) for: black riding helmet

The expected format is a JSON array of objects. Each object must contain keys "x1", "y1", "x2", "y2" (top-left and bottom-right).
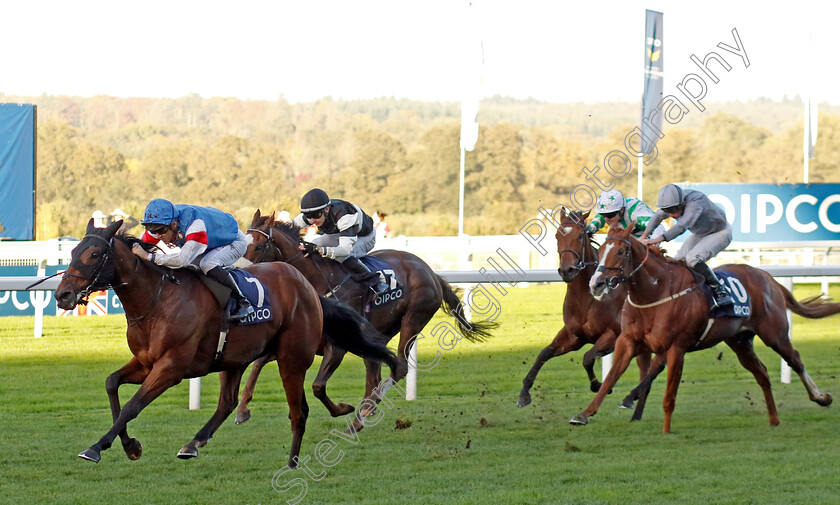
[{"x1": 301, "y1": 188, "x2": 330, "y2": 214}]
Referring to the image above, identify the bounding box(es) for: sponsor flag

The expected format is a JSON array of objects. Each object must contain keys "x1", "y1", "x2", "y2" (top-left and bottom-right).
[
  {"x1": 459, "y1": 2, "x2": 482, "y2": 152},
  {"x1": 641, "y1": 9, "x2": 664, "y2": 155},
  {"x1": 57, "y1": 290, "x2": 109, "y2": 316}
]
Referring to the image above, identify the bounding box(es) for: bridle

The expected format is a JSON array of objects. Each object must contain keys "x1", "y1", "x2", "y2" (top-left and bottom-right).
[
  {"x1": 61, "y1": 234, "x2": 123, "y2": 303},
  {"x1": 246, "y1": 227, "x2": 286, "y2": 263},
  {"x1": 63, "y1": 234, "x2": 176, "y2": 325},
  {"x1": 247, "y1": 225, "x2": 352, "y2": 301},
  {"x1": 596, "y1": 235, "x2": 650, "y2": 290},
  {"x1": 558, "y1": 218, "x2": 599, "y2": 273}
]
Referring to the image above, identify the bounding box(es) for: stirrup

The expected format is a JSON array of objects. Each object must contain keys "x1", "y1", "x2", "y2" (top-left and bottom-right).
[
  {"x1": 372, "y1": 282, "x2": 389, "y2": 295},
  {"x1": 712, "y1": 289, "x2": 733, "y2": 307},
  {"x1": 229, "y1": 302, "x2": 255, "y2": 320}
]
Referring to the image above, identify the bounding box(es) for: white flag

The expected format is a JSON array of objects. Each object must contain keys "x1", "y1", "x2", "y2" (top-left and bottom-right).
[{"x1": 459, "y1": 2, "x2": 482, "y2": 152}]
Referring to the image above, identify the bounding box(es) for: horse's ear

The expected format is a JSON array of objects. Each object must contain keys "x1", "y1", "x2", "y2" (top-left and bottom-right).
[
  {"x1": 560, "y1": 207, "x2": 567, "y2": 219},
  {"x1": 251, "y1": 209, "x2": 261, "y2": 226},
  {"x1": 267, "y1": 211, "x2": 276, "y2": 226},
  {"x1": 628, "y1": 223, "x2": 639, "y2": 235},
  {"x1": 86, "y1": 218, "x2": 96, "y2": 234},
  {"x1": 582, "y1": 210, "x2": 590, "y2": 220},
  {"x1": 105, "y1": 219, "x2": 122, "y2": 237}
]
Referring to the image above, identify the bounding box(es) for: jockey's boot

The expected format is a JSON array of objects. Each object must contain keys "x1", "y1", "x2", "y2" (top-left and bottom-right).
[
  {"x1": 343, "y1": 256, "x2": 389, "y2": 294},
  {"x1": 207, "y1": 266, "x2": 255, "y2": 320},
  {"x1": 692, "y1": 261, "x2": 733, "y2": 307}
]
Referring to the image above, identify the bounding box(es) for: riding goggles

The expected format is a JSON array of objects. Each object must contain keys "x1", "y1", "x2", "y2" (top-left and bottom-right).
[
  {"x1": 303, "y1": 210, "x2": 325, "y2": 220},
  {"x1": 146, "y1": 224, "x2": 169, "y2": 238}
]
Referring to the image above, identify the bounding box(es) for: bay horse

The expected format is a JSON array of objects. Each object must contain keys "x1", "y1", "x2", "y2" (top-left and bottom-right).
[
  {"x1": 570, "y1": 224, "x2": 836, "y2": 432},
  {"x1": 517, "y1": 209, "x2": 651, "y2": 417},
  {"x1": 55, "y1": 219, "x2": 396, "y2": 465},
  {"x1": 236, "y1": 209, "x2": 497, "y2": 430}
]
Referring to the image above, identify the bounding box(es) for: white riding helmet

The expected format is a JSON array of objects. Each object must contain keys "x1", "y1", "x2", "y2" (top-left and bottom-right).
[
  {"x1": 657, "y1": 184, "x2": 684, "y2": 209},
  {"x1": 595, "y1": 189, "x2": 625, "y2": 214}
]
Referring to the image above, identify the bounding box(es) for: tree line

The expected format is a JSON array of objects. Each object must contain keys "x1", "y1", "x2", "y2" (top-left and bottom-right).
[{"x1": 1, "y1": 93, "x2": 836, "y2": 239}]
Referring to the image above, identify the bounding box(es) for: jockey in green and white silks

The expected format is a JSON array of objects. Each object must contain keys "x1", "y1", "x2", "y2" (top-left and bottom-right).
[{"x1": 585, "y1": 189, "x2": 666, "y2": 240}]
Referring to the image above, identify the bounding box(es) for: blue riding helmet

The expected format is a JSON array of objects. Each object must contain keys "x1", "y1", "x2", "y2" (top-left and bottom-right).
[{"x1": 141, "y1": 198, "x2": 178, "y2": 226}]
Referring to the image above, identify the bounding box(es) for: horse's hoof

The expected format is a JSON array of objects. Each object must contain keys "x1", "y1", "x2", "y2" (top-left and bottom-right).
[
  {"x1": 177, "y1": 444, "x2": 199, "y2": 459},
  {"x1": 619, "y1": 398, "x2": 634, "y2": 409},
  {"x1": 819, "y1": 393, "x2": 833, "y2": 407},
  {"x1": 123, "y1": 438, "x2": 143, "y2": 460},
  {"x1": 590, "y1": 381, "x2": 602, "y2": 393},
  {"x1": 78, "y1": 448, "x2": 101, "y2": 463},
  {"x1": 569, "y1": 414, "x2": 589, "y2": 426},
  {"x1": 345, "y1": 419, "x2": 365, "y2": 435},
  {"x1": 235, "y1": 410, "x2": 251, "y2": 425},
  {"x1": 517, "y1": 393, "x2": 532, "y2": 408},
  {"x1": 333, "y1": 403, "x2": 354, "y2": 417}
]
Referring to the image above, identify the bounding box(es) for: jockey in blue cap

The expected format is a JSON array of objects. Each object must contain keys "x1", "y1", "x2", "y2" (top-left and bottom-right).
[
  {"x1": 133, "y1": 198, "x2": 255, "y2": 320},
  {"x1": 292, "y1": 188, "x2": 388, "y2": 294}
]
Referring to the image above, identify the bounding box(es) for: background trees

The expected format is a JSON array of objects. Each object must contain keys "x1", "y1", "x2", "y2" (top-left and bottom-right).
[{"x1": 3, "y1": 92, "x2": 836, "y2": 239}]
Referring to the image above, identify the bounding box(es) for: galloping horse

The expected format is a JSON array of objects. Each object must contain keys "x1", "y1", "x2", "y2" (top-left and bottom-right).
[
  {"x1": 55, "y1": 219, "x2": 395, "y2": 465},
  {"x1": 517, "y1": 209, "x2": 650, "y2": 415},
  {"x1": 236, "y1": 210, "x2": 497, "y2": 429},
  {"x1": 571, "y1": 224, "x2": 836, "y2": 432}
]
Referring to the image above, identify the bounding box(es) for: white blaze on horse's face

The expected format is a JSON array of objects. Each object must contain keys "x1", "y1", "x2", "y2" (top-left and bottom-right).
[
  {"x1": 589, "y1": 242, "x2": 614, "y2": 300},
  {"x1": 562, "y1": 226, "x2": 573, "y2": 236}
]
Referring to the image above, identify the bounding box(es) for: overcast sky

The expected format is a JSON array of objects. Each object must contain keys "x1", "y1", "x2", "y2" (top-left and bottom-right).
[{"x1": 2, "y1": 0, "x2": 838, "y2": 105}]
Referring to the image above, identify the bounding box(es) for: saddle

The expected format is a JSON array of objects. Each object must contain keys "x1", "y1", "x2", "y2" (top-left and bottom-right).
[
  {"x1": 197, "y1": 268, "x2": 273, "y2": 326},
  {"x1": 701, "y1": 270, "x2": 751, "y2": 319}
]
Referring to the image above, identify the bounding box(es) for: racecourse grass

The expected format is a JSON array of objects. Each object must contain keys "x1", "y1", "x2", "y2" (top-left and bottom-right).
[{"x1": 1, "y1": 283, "x2": 839, "y2": 505}]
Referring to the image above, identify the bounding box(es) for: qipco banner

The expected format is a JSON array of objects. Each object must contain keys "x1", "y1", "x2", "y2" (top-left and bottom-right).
[
  {"x1": 0, "y1": 266, "x2": 125, "y2": 317},
  {"x1": 686, "y1": 183, "x2": 840, "y2": 243}
]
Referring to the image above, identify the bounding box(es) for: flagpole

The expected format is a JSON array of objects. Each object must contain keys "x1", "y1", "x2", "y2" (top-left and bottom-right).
[{"x1": 458, "y1": 148, "x2": 466, "y2": 236}]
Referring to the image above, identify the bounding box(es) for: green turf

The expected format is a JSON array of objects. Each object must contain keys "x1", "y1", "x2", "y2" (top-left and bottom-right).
[{"x1": 1, "y1": 283, "x2": 839, "y2": 505}]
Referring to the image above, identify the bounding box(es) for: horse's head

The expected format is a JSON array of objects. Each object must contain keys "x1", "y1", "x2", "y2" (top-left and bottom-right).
[
  {"x1": 589, "y1": 224, "x2": 639, "y2": 300},
  {"x1": 243, "y1": 209, "x2": 279, "y2": 265},
  {"x1": 244, "y1": 209, "x2": 305, "y2": 264},
  {"x1": 55, "y1": 218, "x2": 123, "y2": 310},
  {"x1": 555, "y1": 208, "x2": 592, "y2": 282}
]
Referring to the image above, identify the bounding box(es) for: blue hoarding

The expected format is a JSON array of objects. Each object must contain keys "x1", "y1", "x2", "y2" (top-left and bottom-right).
[
  {"x1": 0, "y1": 266, "x2": 125, "y2": 317},
  {"x1": 0, "y1": 104, "x2": 36, "y2": 240},
  {"x1": 686, "y1": 183, "x2": 840, "y2": 243}
]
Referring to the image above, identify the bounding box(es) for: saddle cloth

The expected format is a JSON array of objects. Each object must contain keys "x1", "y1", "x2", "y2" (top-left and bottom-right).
[
  {"x1": 359, "y1": 255, "x2": 403, "y2": 305},
  {"x1": 702, "y1": 270, "x2": 751, "y2": 319},
  {"x1": 199, "y1": 268, "x2": 273, "y2": 326}
]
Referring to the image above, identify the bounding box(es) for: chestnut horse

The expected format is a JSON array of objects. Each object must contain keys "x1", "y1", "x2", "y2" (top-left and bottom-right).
[
  {"x1": 571, "y1": 224, "x2": 836, "y2": 432},
  {"x1": 517, "y1": 209, "x2": 650, "y2": 416},
  {"x1": 236, "y1": 210, "x2": 497, "y2": 430},
  {"x1": 55, "y1": 219, "x2": 395, "y2": 465}
]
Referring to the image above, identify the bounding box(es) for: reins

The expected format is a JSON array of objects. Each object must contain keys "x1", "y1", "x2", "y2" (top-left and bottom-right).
[
  {"x1": 248, "y1": 225, "x2": 345, "y2": 299},
  {"x1": 600, "y1": 234, "x2": 701, "y2": 308}
]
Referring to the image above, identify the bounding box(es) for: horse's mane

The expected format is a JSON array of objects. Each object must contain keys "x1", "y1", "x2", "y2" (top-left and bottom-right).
[
  {"x1": 114, "y1": 233, "x2": 156, "y2": 252},
  {"x1": 272, "y1": 221, "x2": 304, "y2": 242}
]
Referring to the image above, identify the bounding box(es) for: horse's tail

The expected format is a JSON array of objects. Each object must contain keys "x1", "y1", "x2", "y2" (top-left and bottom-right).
[
  {"x1": 780, "y1": 283, "x2": 840, "y2": 319},
  {"x1": 436, "y1": 275, "x2": 499, "y2": 343},
  {"x1": 319, "y1": 295, "x2": 398, "y2": 375}
]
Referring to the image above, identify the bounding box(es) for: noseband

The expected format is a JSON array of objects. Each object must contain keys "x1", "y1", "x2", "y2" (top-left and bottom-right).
[{"x1": 596, "y1": 236, "x2": 650, "y2": 289}]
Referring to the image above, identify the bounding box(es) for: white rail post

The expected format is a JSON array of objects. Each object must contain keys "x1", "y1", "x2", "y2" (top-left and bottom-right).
[
  {"x1": 189, "y1": 377, "x2": 201, "y2": 410},
  {"x1": 33, "y1": 259, "x2": 47, "y2": 338},
  {"x1": 781, "y1": 277, "x2": 794, "y2": 384},
  {"x1": 601, "y1": 354, "x2": 613, "y2": 382},
  {"x1": 405, "y1": 340, "x2": 418, "y2": 401}
]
